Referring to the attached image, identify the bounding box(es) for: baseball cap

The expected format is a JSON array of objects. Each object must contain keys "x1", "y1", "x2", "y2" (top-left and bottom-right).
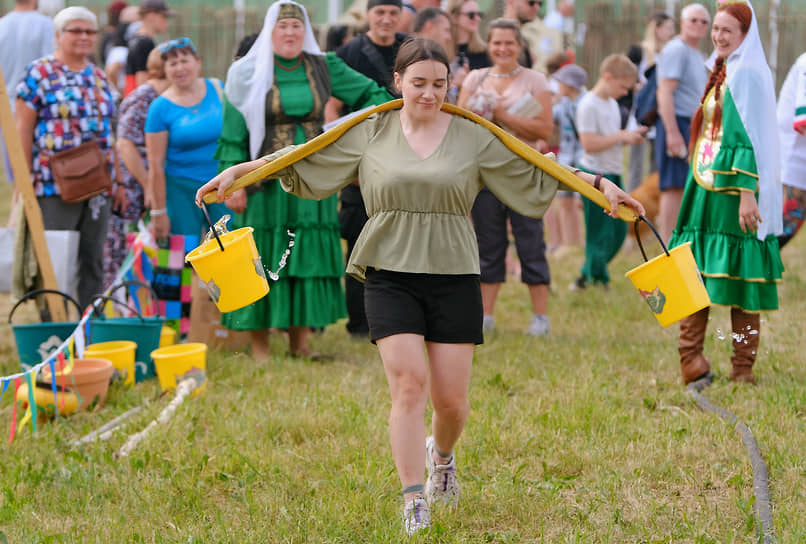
[
  {"x1": 139, "y1": 0, "x2": 175, "y2": 15},
  {"x1": 107, "y1": 1, "x2": 128, "y2": 17},
  {"x1": 552, "y1": 64, "x2": 587, "y2": 91}
]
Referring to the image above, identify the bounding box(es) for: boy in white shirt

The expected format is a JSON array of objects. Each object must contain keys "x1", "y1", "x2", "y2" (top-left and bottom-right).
[{"x1": 573, "y1": 54, "x2": 647, "y2": 289}]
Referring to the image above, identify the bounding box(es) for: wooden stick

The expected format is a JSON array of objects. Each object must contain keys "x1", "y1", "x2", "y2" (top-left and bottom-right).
[
  {"x1": 202, "y1": 99, "x2": 638, "y2": 224},
  {"x1": 0, "y1": 68, "x2": 66, "y2": 321},
  {"x1": 71, "y1": 404, "x2": 145, "y2": 447},
  {"x1": 117, "y1": 377, "x2": 201, "y2": 458}
]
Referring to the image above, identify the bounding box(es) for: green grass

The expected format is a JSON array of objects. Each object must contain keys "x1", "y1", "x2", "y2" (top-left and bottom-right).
[{"x1": 1, "y1": 176, "x2": 805, "y2": 542}]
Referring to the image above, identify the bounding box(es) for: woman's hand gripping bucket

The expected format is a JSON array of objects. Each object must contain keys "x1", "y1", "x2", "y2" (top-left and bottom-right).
[
  {"x1": 625, "y1": 217, "x2": 711, "y2": 327},
  {"x1": 184, "y1": 204, "x2": 270, "y2": 313}
]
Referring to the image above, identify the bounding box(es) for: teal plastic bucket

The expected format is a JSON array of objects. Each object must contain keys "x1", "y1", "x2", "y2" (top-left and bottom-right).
[
  {"x1": 90, "y1": 316, "x2": 164, "y2": 382},
  {"x1": 9, "y1": 290, "x2": 81, "y2": 373},
  {"x1": 13, "y1": 322, "x2": 80, "y2": 372}
]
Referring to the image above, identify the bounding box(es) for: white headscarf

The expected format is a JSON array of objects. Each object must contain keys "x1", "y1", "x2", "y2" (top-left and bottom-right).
[
  {"x1": 706, "y1": 0, "x2": 782, "y2": 240},
  {"x1": 225, "y1": 1, "x2": 323, "y2": 160}
]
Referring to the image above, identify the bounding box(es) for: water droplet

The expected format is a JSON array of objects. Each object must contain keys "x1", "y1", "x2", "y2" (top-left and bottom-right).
[
  {"x1": 203, "y1": 214, "x2": 232, "y2": 243},
  {"x1": 716, "y1": 328, "x2": 726, "y2": 340},
  {"x1": 748, "y1": 329, "x2": 759, "y2": 336}
]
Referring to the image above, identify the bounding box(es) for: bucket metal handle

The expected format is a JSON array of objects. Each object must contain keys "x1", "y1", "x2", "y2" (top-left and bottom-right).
[
  {"x1": 89, "y1": 295, "x2": 145, "y2": 322},
  {"x1": 8, "y1": 289, "x2": 81, "y2": 324},
  {"x1": 200, "y1": 202, "x2": 225, "y2": 253},
  {"x1": 107, "y1": 280, "x2": 162, "y2": 318},
  {"x1": 635, "y1": 215, "x2": 671, "y2": 262}
]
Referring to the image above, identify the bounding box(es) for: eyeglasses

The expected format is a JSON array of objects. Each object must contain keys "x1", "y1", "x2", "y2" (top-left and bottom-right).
[
  {"x1": 526, "y1": 0, "x2": 542, "y2": 7},
  {"x1": 157, "y1": 37, "x2": 197, "y2": 55},
  {"x1": 687, "y1": 17, "x2": 710, "y2": 24},
  {"x1": 461, "y1": 11, "x2": 484, "y2": 19},
  {"x1": 63, "y1": 28, "x2": 99, "y2": 36}
]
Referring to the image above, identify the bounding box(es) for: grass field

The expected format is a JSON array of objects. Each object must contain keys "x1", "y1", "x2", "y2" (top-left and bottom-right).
[{"x1": 1, "y1": 179, "x2": 805, "y2": 543}]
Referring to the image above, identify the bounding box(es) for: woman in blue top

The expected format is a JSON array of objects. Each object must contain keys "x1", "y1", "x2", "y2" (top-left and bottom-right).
[{"x1": 145, "y1": 38, "x2": 228, "y2": 238}]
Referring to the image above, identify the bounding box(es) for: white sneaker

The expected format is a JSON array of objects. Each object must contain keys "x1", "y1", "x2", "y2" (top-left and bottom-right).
[
  {"x1": 525, "y1": 314, "x2": 550, "y2": 337},
  {"x1": 424, "y1": 436, "x2": 459, "y2": 507},
  {"x1": 482, "y1": 314, "x2": 495, "y2": 333},
  {"x1": 402, "y1": 495, "x2": 431, "y2": 535}
]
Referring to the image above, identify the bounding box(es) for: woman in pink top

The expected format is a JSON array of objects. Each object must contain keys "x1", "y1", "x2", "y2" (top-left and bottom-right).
[{"x1": 458, "y1": 18, "x2": 555, "y2": 337}]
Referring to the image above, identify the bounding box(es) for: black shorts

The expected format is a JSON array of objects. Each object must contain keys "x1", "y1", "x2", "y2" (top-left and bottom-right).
[{"x1": 364, "y1": 269, "x2": 484, "y2": 345}]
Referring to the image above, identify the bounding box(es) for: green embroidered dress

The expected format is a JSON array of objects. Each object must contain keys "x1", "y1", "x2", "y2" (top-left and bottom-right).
[
  {"x1": 669, "y1": 88, "x2": 783, "y2": 311},
  {"x1": 216, "y1": 52, "x2": 393, "y2": 329}
]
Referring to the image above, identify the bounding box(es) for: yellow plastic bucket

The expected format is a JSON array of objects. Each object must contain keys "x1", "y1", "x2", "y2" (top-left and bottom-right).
[
  {"x1": 159, "y1": 326, "x2": 176, "y2": 347},
  {"x1": 17, "y1": 381, "x2": 79, "y2": 418},
  {"x1": 84, "y1": 341, "x2": 137, "y2": 386},
  {"x1": 185, "y1": 227, "x2": 269, "y2": 313},
  {"x1": 625, "y1": 219, "x2": 710, "y2": 327},
  {"x1": 150, "y1": 343, "x2": 207, "y2": 396}
]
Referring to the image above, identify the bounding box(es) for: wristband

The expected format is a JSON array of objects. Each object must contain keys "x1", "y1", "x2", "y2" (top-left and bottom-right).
[
  {"x1": 593, "y1": 173, "x2": 603, "y2": 192},
  {"x1": 150, "y1": 208, "x2": 167, "y2": 217}
]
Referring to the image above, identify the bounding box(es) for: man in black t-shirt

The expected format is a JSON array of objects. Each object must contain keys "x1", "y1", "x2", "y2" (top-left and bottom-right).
[
  {"x1": 124, "y1": 0, "x2": 171, "y2": 95},
  {"x1": 335, "y1": 0, "x2": 406, "y2": 97},
  {"x1": 330, "y1": 0, "x2": 406, "y2": 338}
]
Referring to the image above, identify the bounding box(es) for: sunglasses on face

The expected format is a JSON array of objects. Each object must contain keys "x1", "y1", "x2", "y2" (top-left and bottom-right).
[
  {"x1": 461, "y1": 11, "x2": 484, "y2": 19},
  {"x1": 526, "y1": 0, "x2": 542, "y2": 7},
  {"x1": 158, "y1": 37, "x2": 197, "y2": 55},
  {"x1": 63, "y1": 28, "x2": 99, "y2": 36},
  {"x1": 687, "y1": 17, "x2": 710, "y2": 24}
]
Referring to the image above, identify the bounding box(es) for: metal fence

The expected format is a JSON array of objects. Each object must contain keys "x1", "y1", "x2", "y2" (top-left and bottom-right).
[
  {"x1": 2, "y1": 1, "x2": 805, "y2": 88},
  {"x1": 572, "y1": 1, "x2": 806, "y2": 90},
  {"x1": 165, "y1": 0, "x2": 806, "y2": 88}
]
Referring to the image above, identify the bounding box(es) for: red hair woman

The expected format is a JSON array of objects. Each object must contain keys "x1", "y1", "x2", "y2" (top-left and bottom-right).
[{"x1": 670, "y1": 1, "x2": 783, "y2": 385}]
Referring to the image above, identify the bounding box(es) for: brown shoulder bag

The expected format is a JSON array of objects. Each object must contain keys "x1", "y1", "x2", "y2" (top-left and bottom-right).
[{"x1": 50, "y1": 140, "x2": 113, "y2": 203}]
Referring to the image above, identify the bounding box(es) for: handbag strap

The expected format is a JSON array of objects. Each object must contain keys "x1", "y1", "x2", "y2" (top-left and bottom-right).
[
  {"x1": 47, "y1": 66, "x2": 106, "y2": 155},
  {"x1": 471, "y1": 68, "x2": 492, "y2": 94},
  {"x1": 210, "y1": 78, "x2": 224, "y2": 103},
  {"x1": 70, "y1": 66, "x2": 118, "y2": 189}
]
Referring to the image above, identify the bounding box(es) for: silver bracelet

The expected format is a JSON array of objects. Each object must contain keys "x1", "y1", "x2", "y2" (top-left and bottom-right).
[{"x1": 150, "y1": 208, "x2": 167, "y2": 217}]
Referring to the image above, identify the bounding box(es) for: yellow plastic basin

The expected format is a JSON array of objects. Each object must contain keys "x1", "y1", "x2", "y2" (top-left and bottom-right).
[
  {"x1": 151, "y1": 343, "x2": 207, "y2": 396},
  {"x1": 84, "y1": 340, "x2": 137, "y2": 386}
]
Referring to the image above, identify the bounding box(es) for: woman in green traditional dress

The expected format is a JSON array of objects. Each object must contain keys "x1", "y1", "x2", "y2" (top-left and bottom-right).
[
  {"x1": 216, "y1": 0, "x2": 394, "y2": 359},
  {"x1": 670, "y1": 0, "x2": 783, "y2": 385}
]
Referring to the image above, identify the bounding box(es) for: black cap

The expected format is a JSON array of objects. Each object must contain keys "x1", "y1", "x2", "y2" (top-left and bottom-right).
[
  {"x1": 140, "y1": 0, "x2": 175, "y2": 15},
  {"x1": 367, "y1": 0, "x2": 403, "y2": 11}
]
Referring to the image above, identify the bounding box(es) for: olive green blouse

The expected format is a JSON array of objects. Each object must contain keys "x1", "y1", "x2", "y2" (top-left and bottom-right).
[{"x1": 264, "y1": 110, "x2": 568, "y2": 281}]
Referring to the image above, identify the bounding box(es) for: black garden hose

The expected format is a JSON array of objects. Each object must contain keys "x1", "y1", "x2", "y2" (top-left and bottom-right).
[{"x1": 687, "y1": 378, "x2": 775, "y2": 543}]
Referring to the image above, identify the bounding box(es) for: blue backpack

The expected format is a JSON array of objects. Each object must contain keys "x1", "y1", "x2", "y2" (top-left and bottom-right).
[{"x1": 634, "y1": 64, "x2": 658, "y2": 127}]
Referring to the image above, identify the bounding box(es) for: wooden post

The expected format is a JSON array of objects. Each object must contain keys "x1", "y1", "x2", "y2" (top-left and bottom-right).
[{"x1": 0, "y1": 68, "x2": 67, "y2": 322}]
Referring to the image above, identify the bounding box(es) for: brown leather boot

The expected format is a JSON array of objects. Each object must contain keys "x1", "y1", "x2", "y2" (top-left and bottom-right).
[
  {"x1": 678, "y1": 307, "x2": 711, "y2": 384},
  {"x1": 730, "y1": 308, "x2": 760, "y2": 384}
]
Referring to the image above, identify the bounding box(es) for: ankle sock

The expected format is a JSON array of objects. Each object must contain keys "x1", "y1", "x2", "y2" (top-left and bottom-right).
[
  {"x1": 432, "y1": 442, "x2": 453, "y2": 464},
  {"x1": 402, "y1": 484, "x2": 424, "y2": 496}
]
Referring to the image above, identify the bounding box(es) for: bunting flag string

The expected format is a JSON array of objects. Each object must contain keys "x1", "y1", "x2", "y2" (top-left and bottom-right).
[
  {"x1": 1, "y1": 226, "x2": 153, "y2": 440},
  {"x1": 23, "y1": 371, "x2": 36, "y2": 433},
  {"x1": 48, "y1": 359, "x2": 58, "y2": 417},
  {"x1": 8, "y1": 378, "x2": 20, "y2": 444}
]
